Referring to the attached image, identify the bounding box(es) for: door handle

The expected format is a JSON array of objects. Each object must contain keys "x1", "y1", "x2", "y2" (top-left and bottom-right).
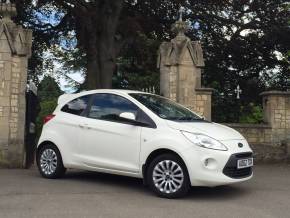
[
  {"x1": 78, "y1": 124, "x2": 85, "y2": 128},
  {"x1": 78, "y1": 124, "x2": 91, "y2": 129}
]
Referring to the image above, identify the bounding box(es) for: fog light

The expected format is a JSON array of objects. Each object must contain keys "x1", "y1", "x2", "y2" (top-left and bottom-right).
[{"x1": 204, "y1": 158, "x2": 217, "y2": 170}]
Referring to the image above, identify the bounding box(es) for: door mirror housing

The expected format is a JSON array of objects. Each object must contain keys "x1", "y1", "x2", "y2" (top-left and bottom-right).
[
  {"x1": 119, "y1": 112, "x2": 136, "y2": 121},
  {"x1": 119, "y1": 112, "x2": 155, "y2": 128}
]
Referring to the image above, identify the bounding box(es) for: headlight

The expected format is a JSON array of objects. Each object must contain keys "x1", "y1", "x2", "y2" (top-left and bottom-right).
[{"x1": 181, "y1": 131, "x2": 228, "y2": 151}]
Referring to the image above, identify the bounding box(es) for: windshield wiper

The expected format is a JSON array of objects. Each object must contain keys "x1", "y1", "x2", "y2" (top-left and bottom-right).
[{"x1": 177, "y1": 117, "x2": 203, "y2": 121}]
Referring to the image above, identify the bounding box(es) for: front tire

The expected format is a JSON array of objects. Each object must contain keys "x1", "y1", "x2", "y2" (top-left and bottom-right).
[
  {"x1": 147, "y1": 153, "x2": 190, "y2": 198},
  {"x1": 37, "y1": 144, "x2": 66, "y2": 179}
]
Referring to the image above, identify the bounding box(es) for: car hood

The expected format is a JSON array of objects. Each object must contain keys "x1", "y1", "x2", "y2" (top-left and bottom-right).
[{"x1": 166, "y1": 120, "x2": 244, "y2": 141}]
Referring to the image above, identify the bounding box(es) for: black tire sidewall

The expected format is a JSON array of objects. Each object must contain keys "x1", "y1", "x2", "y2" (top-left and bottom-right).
[
  {"x1": 147, "y1": 153, "x2": 190, "y2": 198},
  {"x1": 37, "y1": 144, "x2": 66, "y2": 179}
]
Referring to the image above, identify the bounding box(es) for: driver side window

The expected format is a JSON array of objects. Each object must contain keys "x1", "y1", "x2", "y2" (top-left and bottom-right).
[{"x1": 88, "y1": 94, "x2": 138, "y2": 122}]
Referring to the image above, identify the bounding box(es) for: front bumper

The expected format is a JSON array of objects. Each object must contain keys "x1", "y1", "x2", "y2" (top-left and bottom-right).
[
  {"x1": 223, "y1": 152, "x2": 253, "y2": 179},
  {"x1": 182, "y1": 140, "x2": 253, "y2": 187}
]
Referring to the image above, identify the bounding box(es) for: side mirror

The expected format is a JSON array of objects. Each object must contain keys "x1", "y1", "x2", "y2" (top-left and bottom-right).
[{"x1": 119, "y1": 112, "x2": 136, "y2": 121}]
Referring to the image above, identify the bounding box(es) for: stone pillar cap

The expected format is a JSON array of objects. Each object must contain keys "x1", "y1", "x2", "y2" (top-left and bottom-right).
[
  {"x1": 260, "y1": 91, "x2": 290, "y2": 97},
  {"x1": 0, "y1": 1, "x2": 17, "y2": 21},
  {"x1": 196, "y1": 87, "x2": 214, "y2": 94}
]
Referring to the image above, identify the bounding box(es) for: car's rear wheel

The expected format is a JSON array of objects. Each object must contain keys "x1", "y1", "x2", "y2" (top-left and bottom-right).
[
  {"x1": 37, "y1": 144, "x2": 66, "y2": 179},
  {"x1": 147, "y1": 153, "x2": 190, "y2": 198}
]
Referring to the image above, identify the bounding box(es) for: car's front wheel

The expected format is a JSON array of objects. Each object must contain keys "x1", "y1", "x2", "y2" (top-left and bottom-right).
[
  {"x1": 37, "y1": 144, "x2": 66, "y2": 179},
  {"x1": 147, "y1": 153, "x2": 190, "y2": 198}
]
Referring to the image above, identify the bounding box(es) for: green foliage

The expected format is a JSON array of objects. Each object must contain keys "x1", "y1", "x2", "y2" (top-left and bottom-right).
[
  {"x1": 15, "y1": 0, "x2": 290, "y2": 122},
  {"x1": 239, "y1": 104, "x2": 264, "y2": 124},
  {"x1": 112, "y1": 32, "x2": 160, "y2": 91},
  {"x1": 185, "y1": 0, "x2": 289, "y2": 122},
  {"x1": 36, "y1": 99, "x2": 58, "y2": 137},
  {"x1": 123, "y1": 1, "x2": 289, "y2": 122},
  {"x1": 113, "y1": 71, "x2": 159, "y2": 92},
  {"x1": 14, "y1": 0, "x2": 61, "y2": 85},
  {"x1": 36, "y1": 76, "x2": 62, "y2": 137},
  {"x1": 38, "y1": 76, "x2": 63, "y2": 101}
]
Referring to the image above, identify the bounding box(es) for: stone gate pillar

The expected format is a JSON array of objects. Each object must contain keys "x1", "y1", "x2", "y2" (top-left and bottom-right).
[
  {"x1": 261, "y1": 91, "x2": 290, "y2": 159},
  {"x1": 157, "y1": 17, "x2": 213, "y2": 120},
  {"x1": 0, "y1": 2, "x2": 32, "y2": 167}
]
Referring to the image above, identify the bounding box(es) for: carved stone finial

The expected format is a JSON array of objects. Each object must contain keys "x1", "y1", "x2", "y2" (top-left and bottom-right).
[
  {"x1": 171, "y1": 20, "x2": 190, "y2": 39},
  {"x1": 178, "y1": 6, "x2": 185, "y2": 21},
  {"x1": 171, "y1": 6, "x2": 189, "y2": 39},
  {"x1": 0, "y1": 0, "x2": 17, "y2": 22}
]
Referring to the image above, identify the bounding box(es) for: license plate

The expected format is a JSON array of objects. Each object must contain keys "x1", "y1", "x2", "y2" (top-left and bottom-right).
[{"x1": 237, "y1": 158, "x2": 253, "y2": 169}]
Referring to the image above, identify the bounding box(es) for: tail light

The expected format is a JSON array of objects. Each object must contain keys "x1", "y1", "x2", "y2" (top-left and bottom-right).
[{"x1": 43, "y1": 114, "x2": 55, "y2": 124}]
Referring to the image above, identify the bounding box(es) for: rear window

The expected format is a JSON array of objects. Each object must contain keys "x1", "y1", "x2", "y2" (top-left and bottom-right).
[{"x1": 61, "y1": 95, "x2": 91, "y2": 116}]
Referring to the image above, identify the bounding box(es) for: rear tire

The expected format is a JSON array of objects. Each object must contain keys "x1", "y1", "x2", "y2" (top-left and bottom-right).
[
  {"x1": 37, "y1": 144, "x2": 66, "y2": 179},
  {"x1": 147, "y1": 153, "x2": 190, "y2": 198}
]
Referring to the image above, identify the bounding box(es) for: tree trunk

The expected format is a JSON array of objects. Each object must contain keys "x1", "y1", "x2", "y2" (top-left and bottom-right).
[
  {"x1": 86, "y1": 54, "x2": 100, "y2": 89},
  {"x1": 100, "y1": 59, "x2": 115, "y2": 88},
  {"x1": 80, "y1": 0, "x2": 123, "y2": 90},
  {"x1": 98, "y1": 33, "x2": 117, "y2": 89},
  {"x1": 85, "y1": 41, "x2": 116, "y2": 89}
]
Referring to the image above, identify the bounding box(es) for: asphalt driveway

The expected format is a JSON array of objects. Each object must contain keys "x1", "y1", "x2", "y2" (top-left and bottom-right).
[{"x1": 0, "y1": 164, "x2": 289, "y2": 218}]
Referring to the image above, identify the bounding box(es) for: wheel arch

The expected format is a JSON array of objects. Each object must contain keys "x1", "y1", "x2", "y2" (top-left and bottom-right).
[
  {"x1": 37, "y1": 141, "x2": 61, "y2": 157},
  {"x1": 142, "y1": 148, "x2": 188, "y2": 185}
]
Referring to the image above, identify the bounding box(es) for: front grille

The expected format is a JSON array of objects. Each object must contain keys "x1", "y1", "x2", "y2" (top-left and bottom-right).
[
  {"x1": 223, "y1": 166, "x2": 252, "y2": 178},
  {"x1": 223, "y1": 152, "x2": 253, "y2": 179},
  {"x1": 235, "y1": 152, "x2": 252, "y2": 158}
]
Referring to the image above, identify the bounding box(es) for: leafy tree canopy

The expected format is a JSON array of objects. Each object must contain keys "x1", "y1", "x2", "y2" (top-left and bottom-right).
[{"x1": 12, "y1": 0, "x2": 290, "y2": 122}]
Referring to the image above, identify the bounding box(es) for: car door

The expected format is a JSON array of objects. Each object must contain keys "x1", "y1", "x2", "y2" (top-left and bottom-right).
[
  {"x1": 77, "y1": 93, "x2": 142, "y2": 174},
  {"x1": 57, "y1": 94, "x2": 92, "y2": 164}
]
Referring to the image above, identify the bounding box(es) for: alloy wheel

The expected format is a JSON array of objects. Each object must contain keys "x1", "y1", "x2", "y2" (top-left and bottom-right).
[
  {"x1": 40, "y1": 148, "x2": 58, "y2": 175},
  {"x1": 152, "y1": 160, "x2": 184, "y2": 194}
]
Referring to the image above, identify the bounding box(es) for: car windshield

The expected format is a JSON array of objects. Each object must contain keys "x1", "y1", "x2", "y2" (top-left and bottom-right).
[{"x1": 129, "y1": 93, "x2": 204, "y2": 121}]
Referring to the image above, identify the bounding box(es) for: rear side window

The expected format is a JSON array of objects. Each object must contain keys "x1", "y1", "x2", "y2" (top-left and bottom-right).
[
  {"x1": 88, "y1": 94, "x2": 138, "y2": 122},
  {"x1": 61, "y1": 95, "x2": 91, "y2": 116}
]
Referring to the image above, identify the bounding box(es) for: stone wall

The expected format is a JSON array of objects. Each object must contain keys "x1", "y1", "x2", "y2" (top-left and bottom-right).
[
  {"x1": 226, "y1": 123, "x2": 288, "y2": 162},
  {"x1": 225, "y1": 91, "x2": 290, "y2": 162},
  {"x1": 261, "y1": 91, "x2": 290, "y2": 142},
  {"x1": 226, "y1": 123, "x2": 272, "y2": 144},
  {"x1": 193, "y1": 88, "x2": 212, "y2": 120},
  {"x1": 0, "y1": 2, "x2": 32, "y2": 167}
]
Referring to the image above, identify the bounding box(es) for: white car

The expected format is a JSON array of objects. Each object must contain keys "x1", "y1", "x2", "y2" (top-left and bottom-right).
[{"x1": 37, "y1": 89, "x2": 253, "y2": 198}]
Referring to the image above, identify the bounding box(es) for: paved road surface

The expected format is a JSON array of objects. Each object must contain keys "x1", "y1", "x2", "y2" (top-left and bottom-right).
[{"x1": 0, "y1": 164, "x2": 289, "y2": 218}]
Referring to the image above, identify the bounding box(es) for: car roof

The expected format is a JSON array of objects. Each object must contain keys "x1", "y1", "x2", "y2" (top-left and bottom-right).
[
  {"x1": 77, "y1": 89, "x2": 144, "y2": 95},
  {"x1": 57, "y1": 89, "x2": 149, "y2": 105}
]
